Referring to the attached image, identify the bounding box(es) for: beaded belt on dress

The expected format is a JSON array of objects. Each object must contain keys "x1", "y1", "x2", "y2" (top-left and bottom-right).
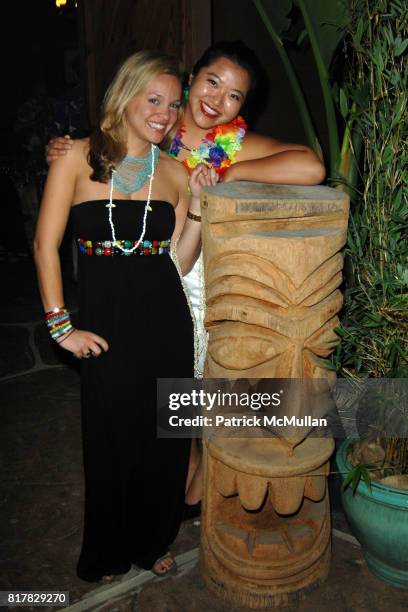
[{"x1": 77, "y1": 238, "x2": 171, "y2": 256}]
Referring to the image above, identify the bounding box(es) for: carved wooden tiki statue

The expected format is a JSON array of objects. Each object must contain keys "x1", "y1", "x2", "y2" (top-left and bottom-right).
[{"x1": 200, "y1": 183, "x2": 349, "y2": 608}]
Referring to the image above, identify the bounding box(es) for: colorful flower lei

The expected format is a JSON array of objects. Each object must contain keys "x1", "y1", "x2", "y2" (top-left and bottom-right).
[{"x1": 167, "y1": 116, "x2": 247, "y2": 177}]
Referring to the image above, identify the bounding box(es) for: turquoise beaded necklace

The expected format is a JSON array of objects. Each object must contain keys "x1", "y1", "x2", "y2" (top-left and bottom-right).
[
  {"x1": 106, "y1": 144, "x2": 158, "y2": 254},
  {"x1": 113, "y1": 147, "x2": 159, "y2": 194}
]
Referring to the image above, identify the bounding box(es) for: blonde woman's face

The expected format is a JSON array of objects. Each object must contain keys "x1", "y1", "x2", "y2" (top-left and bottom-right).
[
  {"x1": 125, "y1": 74, "x2": 182, "y2": 145},
  {"x1": 187, "y1": 57, "x2": 250, "y2": 130}
]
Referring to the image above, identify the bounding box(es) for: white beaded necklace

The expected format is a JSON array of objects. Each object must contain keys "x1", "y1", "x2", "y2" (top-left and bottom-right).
[{"x1": 106, "y1": 144, "x2": 157, "y2": 254}]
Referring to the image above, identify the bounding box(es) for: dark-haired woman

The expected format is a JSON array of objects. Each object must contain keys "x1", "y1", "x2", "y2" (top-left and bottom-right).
[{"x1": 170, "y1": 41, "x2": 325, "y2": 509}]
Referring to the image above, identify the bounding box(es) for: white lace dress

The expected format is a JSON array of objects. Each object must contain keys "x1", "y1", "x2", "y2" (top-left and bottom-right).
[{"x1": 183, "y1": 253, "x2": 207, "y2": 378}]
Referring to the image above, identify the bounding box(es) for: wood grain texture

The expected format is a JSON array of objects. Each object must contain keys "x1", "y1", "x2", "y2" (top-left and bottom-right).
[{"x1": 200, "y1": 183, "x2": 349, "y2": 608}]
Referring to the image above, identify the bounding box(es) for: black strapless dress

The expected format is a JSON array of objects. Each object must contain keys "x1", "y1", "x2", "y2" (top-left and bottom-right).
[{"x1": 70, "y1": 200, "x2": 193, "y2": 581}]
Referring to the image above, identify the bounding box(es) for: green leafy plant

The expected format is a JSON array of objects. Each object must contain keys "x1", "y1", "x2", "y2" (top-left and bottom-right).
[
  {"x1": 254, "y1": 0, "x2": 408, "y2": 479},
  {"x1": 332, "y1": 0, "x2": 408, "y2": 381},
  {"x1": 343, "y1": 463, "x2": 372, "y2": 493}
]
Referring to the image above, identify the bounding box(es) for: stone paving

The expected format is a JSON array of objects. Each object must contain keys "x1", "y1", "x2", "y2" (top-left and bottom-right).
[{"x1": 1, "y1": 259, "x2": 407, "y2": 612}]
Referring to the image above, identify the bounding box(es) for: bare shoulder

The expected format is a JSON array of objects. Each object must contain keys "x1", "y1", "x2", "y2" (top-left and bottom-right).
[
  {"x1": 160, "y1": 150, "x2": 188, "y2": 186},
  {"x1": 69, "y1": 138, "x2": 90, "y2": 163},
  {"x1": 160, "y1": 149, "x2": 184, "y2": 173},
  {"x1": 238, "y1": 130, "x2": 307, "y2": 161}
]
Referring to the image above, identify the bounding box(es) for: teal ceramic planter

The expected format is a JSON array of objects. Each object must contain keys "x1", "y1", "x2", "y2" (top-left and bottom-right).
[{"x1": 337, "y1": 438, "x2": 408, "y2": 589}]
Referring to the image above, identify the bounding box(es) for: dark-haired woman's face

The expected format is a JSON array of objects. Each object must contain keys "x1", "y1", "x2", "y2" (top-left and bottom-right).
[{"x1": 187, "y1": 57, "x2": 250, "y2": 129}]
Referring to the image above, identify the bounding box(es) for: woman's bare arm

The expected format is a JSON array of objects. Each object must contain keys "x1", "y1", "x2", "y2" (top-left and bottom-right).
[
  {"x1": 34, "y1": 148, "x2": 78, "y2": 309},
  {"x1": 172, "y1": 164, "x2": 218, "y2": 276},
  {"x1": 34, "y1": 143, "x2": 108, "y2": 357},
  {"x1": 224, "y1": 131, "x2": 325, "y2": 185}
]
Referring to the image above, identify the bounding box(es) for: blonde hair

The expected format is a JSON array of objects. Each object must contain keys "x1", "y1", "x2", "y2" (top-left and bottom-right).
[{"x1": 89, "y1": 50, "x2": 182, "y2": 182}]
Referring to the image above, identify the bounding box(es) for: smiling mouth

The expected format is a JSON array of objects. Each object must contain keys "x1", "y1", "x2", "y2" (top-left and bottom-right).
[
  {"x1": 200, "y1": 102, "x2": 220, "y2": 118},
  {"x1": 147, "y1": 121, "x2": 166, "y2": 131}
]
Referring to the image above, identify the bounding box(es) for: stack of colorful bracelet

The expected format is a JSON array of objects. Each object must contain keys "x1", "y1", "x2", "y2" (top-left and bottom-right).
[{"x1": 45, "y1": 307, "x2": 74, "y2": 343}]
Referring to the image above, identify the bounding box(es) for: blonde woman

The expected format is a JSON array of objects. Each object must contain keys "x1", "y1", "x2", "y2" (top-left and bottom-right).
[{"x1": 35, "y1": 50, "x2": 216, "y2": 581}]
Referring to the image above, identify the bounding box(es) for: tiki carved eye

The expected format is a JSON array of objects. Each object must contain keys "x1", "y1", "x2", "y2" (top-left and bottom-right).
[{"x1": 208, "y1": 323, "x2": 289, "y2": 370}]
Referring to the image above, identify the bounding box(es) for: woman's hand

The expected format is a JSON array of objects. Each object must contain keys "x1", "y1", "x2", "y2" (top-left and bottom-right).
[
  {"x1": 188, "y1": 164, "x2": 218, "y2": 199},
  {"x1": 58, "y1": 328, "x2": 109, "y2": 359},
  {"x1": 46, "y1": 135, "x2": 74, "y2": 163}
]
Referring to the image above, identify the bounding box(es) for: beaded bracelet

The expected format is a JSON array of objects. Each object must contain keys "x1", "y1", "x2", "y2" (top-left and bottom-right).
[
  {"x1": 187, "y1": 210, "x2": 201, "y2": 222},
  {"x1": 45, "y1": 307, "x2": 73, "y2": 342}
]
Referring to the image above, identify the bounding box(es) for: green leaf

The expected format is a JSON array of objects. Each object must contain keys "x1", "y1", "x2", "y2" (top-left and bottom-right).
[
  {"x1": 323, "y1": 360, "x2": 337, "y2": 371},
  {"x1": 382, "y1": 145, "x2": 393, "y2": 166},
  {"x1": 354, "y1": 17, "x2": 364, "y2": 47},
  {"x1": 344, "y1": 465, "x2": 374, "y2": 495},
  {"x1": 398, "y1": 267, "x2": 408, "y2": 285},
  {"x1": 351, "y1": 82, "x2": 370, "y2": 110},
  {"x1": 351, "y1": 468, "x2": 361, "y2": 493},
  {"x1": 392, "y1": 97, "x2": 406, "y2": 126},
  {"x1": 339, "y1": 88, "x2": 348, "y2": 118},
  {"x1": 342, "y1": 470, "x2": 355, "y2": 490},
  {"x1": 361, "y1": 467, "x2": 373, "y2": 493},
  {"x1": 333, "y1": 325, "x2": 347, "y2": 337},
  {"x1": 362, "y1": 313, "x2": 384, "y2": 328},
  {"x1": 372, "y1": 41, "x2": 385, "y2": 71},
  {"x1": 394, "y1": 37, "x2": 408, "y2": 57},
  {"x1": 359, "y1": 227, "x2": 368, "y2": 249}
]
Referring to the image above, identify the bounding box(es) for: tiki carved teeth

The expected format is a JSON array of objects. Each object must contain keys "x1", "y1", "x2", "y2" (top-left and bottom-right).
[
  {"x1": 214, "y1": 461, "x2": 237, "y2": 497},
  {"x1": 268, "y1": 476, "x2": 306, "y2": 515},
  {"x1": 215, "y1": 461, "x2": 327, "y2": 512},
  {"x1": 304, "y1": 475, "x2": 326, "y2": 501},
  {"x1": 304, "y1": 463, "x2": 329, "y2": 501},
  {"x1": 236, "y1": 473, "x2": 268, "y2": 511}
]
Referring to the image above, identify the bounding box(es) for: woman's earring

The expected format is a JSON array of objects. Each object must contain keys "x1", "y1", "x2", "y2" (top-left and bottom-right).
[{"x1": 183, "y1": 86, "x2": 190, "y2": 102}]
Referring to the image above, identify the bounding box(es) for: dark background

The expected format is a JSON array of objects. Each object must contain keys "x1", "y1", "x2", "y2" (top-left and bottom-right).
[
  {"x1": 1, "y1": 0, "x2": 329, "y2": 157},
  {"x1": 1, "y1": 1, "x2": 81, "y2": 149},
  {"x1": 0, "y1": 0, "x2": 329, "y2": 258}
]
